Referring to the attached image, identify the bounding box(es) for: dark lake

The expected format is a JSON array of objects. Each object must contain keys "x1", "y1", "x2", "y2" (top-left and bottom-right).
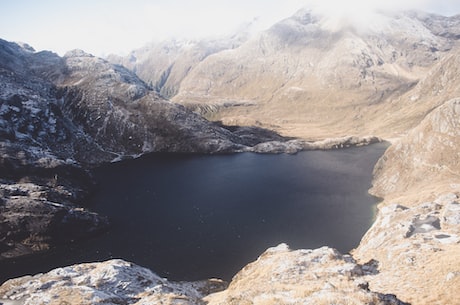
[{"x1": 0, "y1": 143, "x2": 387, "y2": 283}]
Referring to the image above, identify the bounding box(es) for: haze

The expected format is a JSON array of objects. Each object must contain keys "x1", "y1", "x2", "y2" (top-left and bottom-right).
[{"x1": 0, "y1": 0, "x2": 459, "y2": 56}]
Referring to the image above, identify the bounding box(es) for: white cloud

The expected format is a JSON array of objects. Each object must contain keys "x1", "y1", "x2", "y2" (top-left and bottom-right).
[
  {"x1": 295, "y1": 0, "x2": 460, "y2": 33},
  {"x1": 305, "y1": 0, "x2": 460, "y2": 16}
]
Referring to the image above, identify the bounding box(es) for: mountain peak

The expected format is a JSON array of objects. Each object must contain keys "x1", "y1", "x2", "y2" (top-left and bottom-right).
[{"x1": 15, "y1": 41, "x2": 35, "y2": 53}]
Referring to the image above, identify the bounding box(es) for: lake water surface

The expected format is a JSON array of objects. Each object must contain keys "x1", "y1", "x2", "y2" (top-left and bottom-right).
[{"x1": 0, "y1": 143, "x2": 387, "y2": 283}]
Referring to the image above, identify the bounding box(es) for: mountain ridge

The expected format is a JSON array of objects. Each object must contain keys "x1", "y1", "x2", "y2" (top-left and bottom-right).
[{"x1": 109, "y1": 10, "x2": 460, "y2": 140}]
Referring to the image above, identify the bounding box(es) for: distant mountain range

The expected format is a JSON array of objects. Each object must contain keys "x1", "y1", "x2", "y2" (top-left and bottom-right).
[{"x1": 109, "y1": 9, "x2": 460, "y2": 139}]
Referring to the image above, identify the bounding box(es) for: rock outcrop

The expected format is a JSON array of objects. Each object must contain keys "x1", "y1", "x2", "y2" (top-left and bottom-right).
[
  {"x1": 249, "y1": 135, "x2": 382, "y2": 154},
  {"x1": 0, "y1": 245, "x2": 408, "y2": 305},
  {"x1": 0, "y1": 162, "x2": 108, "y2": 259},
  {"x1": 205, "y1": 244, "x2": 407, "y2": 305},
  {"x1": 354, "y1": 193, "x2": 460, "y2": 305},
  {"x1": 0, "y1": 259, "x2": 227, "y2": 305}
]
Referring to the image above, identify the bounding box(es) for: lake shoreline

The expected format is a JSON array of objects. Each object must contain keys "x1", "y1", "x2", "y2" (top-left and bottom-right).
[{"x1": 0, "y1": 142, "x2": 388, "y2": 283}]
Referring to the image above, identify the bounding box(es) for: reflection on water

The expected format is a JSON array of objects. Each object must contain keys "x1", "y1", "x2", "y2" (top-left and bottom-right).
[{"x1": 0, "y1": 143, "x2": 387, "y2": 282}]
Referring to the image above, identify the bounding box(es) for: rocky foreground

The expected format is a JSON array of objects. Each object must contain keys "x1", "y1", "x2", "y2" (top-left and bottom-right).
[{"x1": 0, "y1": 245, "x2": 407, "y2": 305}]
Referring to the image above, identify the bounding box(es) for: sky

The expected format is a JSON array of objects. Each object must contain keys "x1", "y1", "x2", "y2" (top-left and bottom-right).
[{"x1": 1, "y1": 0, "x2": 459, "y2": 56}]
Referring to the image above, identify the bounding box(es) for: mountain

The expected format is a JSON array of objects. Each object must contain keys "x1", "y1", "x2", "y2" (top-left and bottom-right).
[
  {"x1": 107, "y1": 21, "x2": 257, "y2": 99},
  {"x1": 0, "y1": 40, "x2": 244, "y2": 167},
  {"x1": 112, "y1": 10, "x2": 460, "y2": 139}
]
